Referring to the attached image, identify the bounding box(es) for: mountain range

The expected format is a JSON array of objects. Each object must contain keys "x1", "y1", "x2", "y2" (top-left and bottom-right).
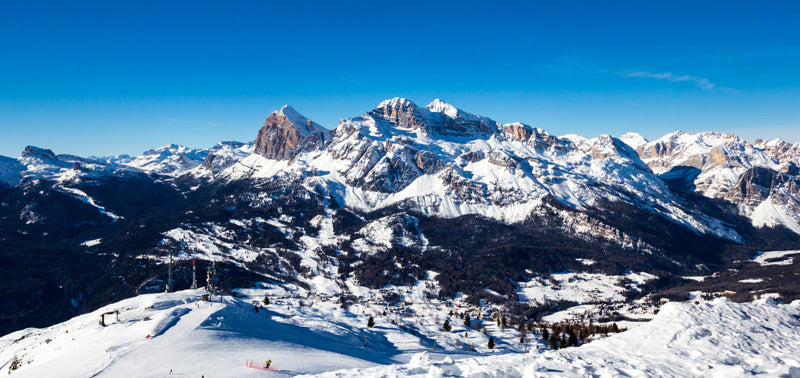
[{"x1": 1, "y1": 98, "x2": 799, "y2": 335}]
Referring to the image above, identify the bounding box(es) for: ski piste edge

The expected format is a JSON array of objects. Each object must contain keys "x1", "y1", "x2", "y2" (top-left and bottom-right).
[{"x1": 246, "y1": 360, "x2": 279, "y2": 372}]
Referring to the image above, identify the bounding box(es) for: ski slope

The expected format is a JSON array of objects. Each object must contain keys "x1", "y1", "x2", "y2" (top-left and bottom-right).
[{"x1": 0, "y1": 290, "x2": 384, "y2": 377}]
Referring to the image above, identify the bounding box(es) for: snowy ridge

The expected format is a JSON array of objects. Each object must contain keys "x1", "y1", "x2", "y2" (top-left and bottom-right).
[{"x1": 124, "y1": 143, "x2": 209, "y2": 175}]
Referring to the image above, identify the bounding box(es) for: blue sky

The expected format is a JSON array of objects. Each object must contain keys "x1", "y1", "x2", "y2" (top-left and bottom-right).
[{"x1": 1, "y1": 1, "x2": 798, "y2": 157}]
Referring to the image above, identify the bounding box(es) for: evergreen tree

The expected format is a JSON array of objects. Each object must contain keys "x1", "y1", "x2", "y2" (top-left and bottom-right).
[
  {"x1": 367, "y1": 316, "x2": 375, "y2": 328},
  {"x1": 520, "y1": 333, "x2": 526, "y2": 344},
  {"x1": 262, "y1": 295, "x2": 269, "y2": 305},
  {"x1": 443, "y1": 319, "x2": 452, "y2": 332},
  {"x1": 488, "y1": 336, "x2": 495, "y2": 350},
  {"x1": 568, "y1": 330, "x2": 577, "y2": 346},
  {"x1": 549, "y1": 333, "x2": 559, "y2": 349},
  {"x1": 463, "y1": 314, "x2": 471, "y2": 328},
  {"x1": 611, "y1": 323, "x2": 619, "y2": 333},
  {"x1": 541, "y1": 327, "x2": 549, "y2": 341}
]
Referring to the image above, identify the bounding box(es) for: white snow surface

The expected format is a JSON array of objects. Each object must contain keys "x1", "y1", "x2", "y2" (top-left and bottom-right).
[
  {"x1": 310, "y1": 298, "x2": 800, "y2": 378},
  {"x1": 749, "y1": 200, "x2": 800, "y2": 235},
  {"x1": 0, "y1": 290, "x2": 383, "y2": 377},
  {"x1": 751, "y1": 250, "x2": 800, "y2": 266}
]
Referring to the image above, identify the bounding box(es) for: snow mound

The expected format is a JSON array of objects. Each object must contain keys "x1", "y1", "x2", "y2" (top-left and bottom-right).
[{"x1": 308, "y1": 298, "x2": 800, "y2": 377}]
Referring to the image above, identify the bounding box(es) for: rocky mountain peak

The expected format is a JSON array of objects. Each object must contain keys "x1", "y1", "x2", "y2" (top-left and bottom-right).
[
  {"x1": 369, "y1": 98, "x2": 428, "y2": 132},
  {"x1": 21, "y1": 146, "x2": 57, "y2": 161},
  {"x1": 255, "y1": 106, "x2": 327, "y2": 160}
]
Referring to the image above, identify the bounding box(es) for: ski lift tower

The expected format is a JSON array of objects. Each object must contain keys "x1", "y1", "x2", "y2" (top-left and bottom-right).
[
  {"x1": 165, "y1": 252, "x2": 174, "y2": 293},
  {"x1": 190, "y1": 258, "x2": 198, "y2": 289},
  {"x1": 206, "y1": 260, "x2": 217, "y2": 295}
]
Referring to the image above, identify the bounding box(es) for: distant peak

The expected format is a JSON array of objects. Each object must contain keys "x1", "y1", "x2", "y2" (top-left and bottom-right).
[
  {"x1": 21, "y1": 145, "x2": 57, "y2": 160},
  {"x1": 376, "y1": 97, "x2": 419, "y2": 110},
  {"x1": 425, "y1": 98, "x2": 459, "y2": 118},
  {"x1": 619, "y1": 132, "x2": 649, "y2": 149}
]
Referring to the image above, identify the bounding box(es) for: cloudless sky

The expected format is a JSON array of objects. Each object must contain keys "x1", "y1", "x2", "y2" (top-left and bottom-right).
[{"x1": 1, "y1": 1, "x2": 799, "y2": 157}]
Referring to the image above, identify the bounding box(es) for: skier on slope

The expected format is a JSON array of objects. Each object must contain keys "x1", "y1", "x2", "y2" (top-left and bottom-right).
[{"x1": 265, "y1": 359, "x2": 272, "y2": 369}]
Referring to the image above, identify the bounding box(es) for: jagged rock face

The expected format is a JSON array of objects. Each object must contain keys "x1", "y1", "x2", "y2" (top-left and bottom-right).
[
  {"x1": 255, "y1": 114, "x2": 304, "y2": 159},
  {"x1": 368, "y1": 98, "x2": 429, "y2": 132},
  {"x1": 501, "y1": 123, "x2": 572, "y2": 152},
  {"x1": 727, "y1": 167, "x2": 800, "y2": 206},
  {"x1": 755, "y1": 139, "x2": 800, "y2": 166},
  {"x1": 254, "y1": 106, "x2": 326, "y2": 160}
]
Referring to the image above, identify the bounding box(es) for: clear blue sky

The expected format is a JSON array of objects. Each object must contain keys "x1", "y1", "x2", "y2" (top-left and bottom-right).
[{"x1": 1, "y1": 1, "x2": 798, "y2": 157}]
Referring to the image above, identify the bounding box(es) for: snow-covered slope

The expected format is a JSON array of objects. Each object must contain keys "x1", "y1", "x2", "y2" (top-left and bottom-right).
[
  {"x1": 3, "y1": 290, "x2": 797, "y2": 378},
  {"x1": 311, "y1": 298, "x2": 800, "y2": 378},
  {"x1": 0, "y1": 155, "x2": 24, "y2": 187}
]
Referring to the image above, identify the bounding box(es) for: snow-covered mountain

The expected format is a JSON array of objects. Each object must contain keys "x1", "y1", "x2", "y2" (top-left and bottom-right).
[
  {"x1": 221, "y1": 98, "x2": 742, "y2": 245},
  {"x1": 620, "y1": 131, "x2": 800, "y2": 234},
  {"x1": 1, "y1": 97, "x2": 800, "y2": 342},
  {"x1": 123, "y1": 141, "x2": 254, "y2": 176}
]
